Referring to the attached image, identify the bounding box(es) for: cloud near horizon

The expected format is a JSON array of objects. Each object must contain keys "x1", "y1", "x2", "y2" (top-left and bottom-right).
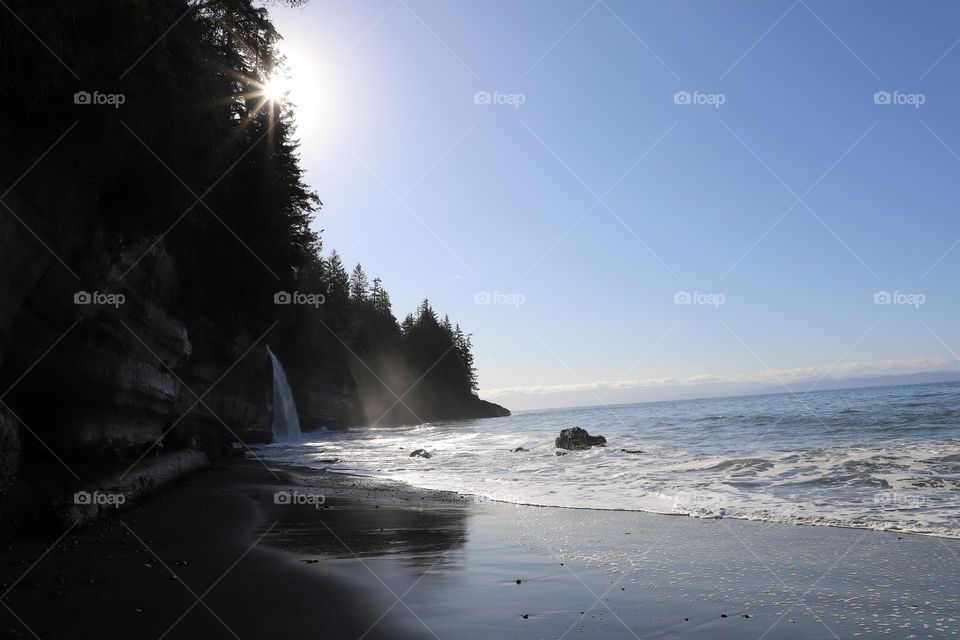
[{"x1": 480, "y1": 356, "x2": 959, "y2": 399}]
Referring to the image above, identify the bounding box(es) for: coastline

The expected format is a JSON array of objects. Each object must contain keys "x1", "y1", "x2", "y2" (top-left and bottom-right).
[{"x1": 3, "y1": 458, "x2": 959, "y2": 639}]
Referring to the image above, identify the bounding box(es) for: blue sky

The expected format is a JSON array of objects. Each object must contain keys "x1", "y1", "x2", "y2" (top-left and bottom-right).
[{"x1": 269, "y1": 0, "x2": 960, "y2": 410}]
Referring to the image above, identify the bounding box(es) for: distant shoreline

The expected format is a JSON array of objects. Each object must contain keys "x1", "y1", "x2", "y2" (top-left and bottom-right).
[{"x1": 494, "y1": 371, "x2": 960, "y2": 412}]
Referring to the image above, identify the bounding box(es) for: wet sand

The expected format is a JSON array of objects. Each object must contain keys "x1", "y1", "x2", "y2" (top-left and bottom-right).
[
  {"x1": 0, "y1": 460, "x2": 428, "y2": 640},
  {"x1": 1, "y1": 457, "x2": 958, "y2": 639}
]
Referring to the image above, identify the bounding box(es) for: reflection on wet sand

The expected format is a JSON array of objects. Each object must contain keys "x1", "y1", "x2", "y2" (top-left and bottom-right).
[{"x1": 257, "y1": 491, "x2": 471, "y2": 566}]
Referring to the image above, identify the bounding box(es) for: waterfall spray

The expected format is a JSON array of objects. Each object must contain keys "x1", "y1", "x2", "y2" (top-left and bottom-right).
[{"x1": 267, "y1": 346, "x2": 302, "y2": 441}]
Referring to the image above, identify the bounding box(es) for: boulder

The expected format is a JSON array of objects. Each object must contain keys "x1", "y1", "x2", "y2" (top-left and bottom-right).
[
  {"x1": 57, "y1": 449, "x2": 209, "y2": 527},
  {"x1": 409, "y1": 449, "x2": 431, "y2": 458},
  {"x1": 555, "y1": 427, "x2": 606, "y2": 451}
]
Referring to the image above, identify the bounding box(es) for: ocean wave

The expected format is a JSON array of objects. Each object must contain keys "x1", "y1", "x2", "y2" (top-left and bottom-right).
[
  {"x1": 259, "y1": 382, "x2": 960, "y2": 540},
  {"x1": 699, "y1": 457, "x2": 775, "y2": 474}
]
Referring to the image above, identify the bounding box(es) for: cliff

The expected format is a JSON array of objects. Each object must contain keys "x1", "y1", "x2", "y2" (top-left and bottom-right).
[
  {"x1": 0, "y1": 212, "x2": 350, "y2": 486},
  {"x1": 0, "y1": 222, "x2": 507, "y2": 490},
  {"x1": 0, "y1": 0, "x2": 509, "y2": 501}
]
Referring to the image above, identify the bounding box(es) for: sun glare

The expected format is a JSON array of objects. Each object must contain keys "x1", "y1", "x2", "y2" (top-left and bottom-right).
[
  {"x1": 262, "y1": 74, "x2": 291, "y2": 103},
  {"x1": 256, "y1": 41, "x2": 340, "y2": 140}
]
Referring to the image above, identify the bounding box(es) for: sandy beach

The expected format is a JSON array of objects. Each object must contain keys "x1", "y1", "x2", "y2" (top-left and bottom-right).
[
  {"x1": 4, "y1": 2, "x2": 960, "y2": 639},
  {"x1": 1, "y1": 458, "x2": 957, "y2": 639}
]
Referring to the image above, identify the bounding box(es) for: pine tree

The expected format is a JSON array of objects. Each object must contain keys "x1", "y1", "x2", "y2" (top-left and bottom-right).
[
  {"x1": 454, "y1": 324, "x2": 478, "y2": 391},
  {"x1": 326, "y1": 250, "x2": 349, "y2": 303},
  {"x1": 370, "y1": 277, "x2": 392, "y2": 316},
  {"x1": 349, "y1": 263, "x2": 369, "y2": 302},
  {"x1": 416, "y1": 299, "x2": 438, "y2": 326},
  {"x1": 400, "y1": 313, "x2": 415, "y2": 335}
]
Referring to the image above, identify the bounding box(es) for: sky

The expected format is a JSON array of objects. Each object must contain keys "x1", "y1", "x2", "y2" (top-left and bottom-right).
[{"x1": 268, "y1": 0, "x2": 960, "y2": 410}]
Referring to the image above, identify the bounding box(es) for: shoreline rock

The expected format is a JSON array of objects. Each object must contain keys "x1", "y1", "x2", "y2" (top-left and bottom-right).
[
  {"x1": 555, "y1": 427, "x2": 606, "y2": 451},
  {"x1": 56, "y1": 449, "x2": 209, "y2": 527}
]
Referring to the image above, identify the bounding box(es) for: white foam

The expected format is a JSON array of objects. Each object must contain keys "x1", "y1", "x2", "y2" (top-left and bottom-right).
[{"x1": 261, "y1": 389, "x2": 960, "y2": 539}]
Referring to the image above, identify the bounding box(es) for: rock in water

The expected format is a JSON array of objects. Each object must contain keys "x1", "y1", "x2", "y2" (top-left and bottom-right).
[
  {"x1": 555, "y1": 427, "x2": 606, "y2": 451},
  {"x1": 409, "y1": 449, "x2": 432, "y2": 458},
  {"x1": 511, "y1": 447, "x2": 529, "y2": 453}
]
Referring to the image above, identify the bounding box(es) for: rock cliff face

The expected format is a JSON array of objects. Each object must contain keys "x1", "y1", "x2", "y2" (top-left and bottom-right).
[
  {"x1": 287, "y1": 369, "x2": 357, "y2": 430},
  {"x1": 172, "y1": 344, "x2": 273, "y2": 450},
  {"x1": 3, "y1": 232, "x2": 187, "y2": 459},
  {"x1": 0, "y1": 409, "x2": 19, "y2": 491},
  {"x1": 455, "y1": 397, "x2": 512, "y2": 420},
  {"x1": 0, "y1": 218, "x2": 503, "y2": 493},
  {"x1": 0, "y1": 225, "x2": 356, "y2": 484}
]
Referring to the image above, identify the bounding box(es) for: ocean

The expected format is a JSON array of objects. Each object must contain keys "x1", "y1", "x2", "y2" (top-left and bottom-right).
[{"x1": 260, "y1": 381, "x2": 960, "y2": 539}]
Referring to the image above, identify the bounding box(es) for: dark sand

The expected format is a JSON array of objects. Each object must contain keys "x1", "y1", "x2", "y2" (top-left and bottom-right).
[{"x1": 2, "y1": 457, "x2": 958, "y2": 639}]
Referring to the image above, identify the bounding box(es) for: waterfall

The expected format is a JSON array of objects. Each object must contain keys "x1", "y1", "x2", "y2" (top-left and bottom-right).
[{"x1": 267, "y1": 346, "x2": 302, "y2": 442}]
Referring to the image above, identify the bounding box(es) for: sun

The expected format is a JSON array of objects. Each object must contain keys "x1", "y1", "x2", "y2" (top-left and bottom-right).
[
  {"x1": 249, "y1": 41, "x2": 340, "y2": 139},
  {"x1": 261, "y1": 73, "x2": 291, "y2": 103}
]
